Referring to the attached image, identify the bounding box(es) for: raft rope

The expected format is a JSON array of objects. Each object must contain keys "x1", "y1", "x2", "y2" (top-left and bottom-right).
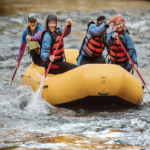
[{"x1": 21, "y1": 74, "x2": 40, "y2": 84}]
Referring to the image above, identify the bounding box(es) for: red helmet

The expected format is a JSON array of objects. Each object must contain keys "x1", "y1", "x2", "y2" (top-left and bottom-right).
[{"x1": 114, "y1": 14, "x2": 125, "y2": 22}]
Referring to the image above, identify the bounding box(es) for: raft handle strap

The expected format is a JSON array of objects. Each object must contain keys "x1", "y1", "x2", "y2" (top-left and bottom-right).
[
  {"x1": 43, "y1": 85, "x2": 48, "y2": 89},
  {"x1": 98, "y1": 92, "x2": 108, "y2": 95},
  {"x1": 21, "y1": 74, "x2": 40, "y2": 84}
]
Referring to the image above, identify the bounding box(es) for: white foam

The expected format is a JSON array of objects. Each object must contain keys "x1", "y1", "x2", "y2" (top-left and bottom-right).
[
  {"x1": 10, "y1": 17, "x2": 24, "y2": 23},
  {"x1": 126, "y1": 20, "x2": 147, "y2": 31}
]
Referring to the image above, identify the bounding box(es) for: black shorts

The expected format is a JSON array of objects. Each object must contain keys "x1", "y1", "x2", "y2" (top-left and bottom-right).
[
  {"x1": 78, "y1": 54, "x2": 106, "y2": 66},
  {"x1": 45, "y1": 61, "x2": 77, "y2": 75},
  {"x1": 32, "y1": 54, "x2": 44, "y2": 67},
  {"x1": 110, "y1": 60, "x2": 131, "y2": 72}
]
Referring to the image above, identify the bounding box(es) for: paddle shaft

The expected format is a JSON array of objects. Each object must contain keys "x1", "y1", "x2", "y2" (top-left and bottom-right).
[
  {"x1": 11, "y1": 42, "x2": 27, "y2": 84},
  {"x1": 117, "y1": 38, "x2": 150, "y2": 94},
  {"x1": 45, "y1": 25, "x2": 68, "y2": 77}
]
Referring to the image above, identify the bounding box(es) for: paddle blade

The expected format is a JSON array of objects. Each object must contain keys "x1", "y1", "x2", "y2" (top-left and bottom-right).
[
  {"x1": 11, "y1": 68, "x2": 17, "y2": 85},
  {"x1": 30, "y1": 76, "x2": 76, "y2": 116},
  {"x1": 30, "y1": 78, "x2": 45, "y2": 103},
  {"x1": 30, "y1": 78, "x2": 66, "y2": 114}
]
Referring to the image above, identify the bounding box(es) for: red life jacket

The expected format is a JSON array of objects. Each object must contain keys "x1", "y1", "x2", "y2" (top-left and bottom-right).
[
  {"x1": 49, "y1": 28, "x2": 65, "y2": 62},
  {"x1": 82, "y1": 21, "x2": 105, "y2": 57},
  {"x1": 110, "y1": 33, "x2": 128, "y2": 63}
]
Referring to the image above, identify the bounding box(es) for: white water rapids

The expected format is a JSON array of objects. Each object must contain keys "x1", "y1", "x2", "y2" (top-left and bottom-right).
[{"x1": 0, "y1": 1, "x2": 150, "y2": 149}]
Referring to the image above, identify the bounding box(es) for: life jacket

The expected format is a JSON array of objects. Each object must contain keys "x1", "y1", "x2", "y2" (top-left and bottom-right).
[
  {"x1": 110, "y1": 32, "x2": 128, "y2": 63},
  {"x1": 81, "y1": 21, "x2": 105, "y2": 57},
  {"x1": 48, "y1": 28, "x2": 65, "y2": 63},
  {"x1": 28, "y1": 41, "x2": 40, "y2": 55},
  {"x1": 27, "y1": 23, "x2": 41, "y2": 56}
]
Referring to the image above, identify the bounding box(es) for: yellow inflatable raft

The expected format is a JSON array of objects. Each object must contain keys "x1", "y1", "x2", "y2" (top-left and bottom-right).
[{"x1": 22, "y1": 49, "x2": 144, "y2": 107}]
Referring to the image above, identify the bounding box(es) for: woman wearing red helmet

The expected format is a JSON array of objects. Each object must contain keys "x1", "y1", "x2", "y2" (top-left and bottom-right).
[{"x1": 109, "y1": 14, "x2": 138, "y2": 72}]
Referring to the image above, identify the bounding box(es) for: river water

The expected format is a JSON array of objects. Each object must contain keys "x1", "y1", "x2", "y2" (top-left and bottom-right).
[{"x1": 0, "y1": 0, "x2": 150, "y2": 149}]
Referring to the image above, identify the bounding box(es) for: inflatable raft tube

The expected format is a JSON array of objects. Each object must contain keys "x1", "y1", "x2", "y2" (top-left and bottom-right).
[{"x1": 22, "y1": 49, "x2": 144, "y2": 107}]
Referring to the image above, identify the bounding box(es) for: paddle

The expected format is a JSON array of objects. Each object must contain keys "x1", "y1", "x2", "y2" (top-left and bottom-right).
[
  {"x1": 117, "y1": 38, "x2": 150, "y2": 94},
  {"x1": 30, "y1": 24, "x2": 68, "y2": 111},
  {"x1": 11, "y1": 42, "x2": 27, "y2": 85}
]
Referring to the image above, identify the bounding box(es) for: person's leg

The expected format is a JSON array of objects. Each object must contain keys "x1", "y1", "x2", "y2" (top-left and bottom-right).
[
  {"x1": 109, "y1": 60, "x2": 131, "y2": 72},
  {"x1": 109, "y1": 60, "x2": 112, "y2": 64},
  {"x1": 48, "y1": 61, "x2": 77, "y2": 75},
  {"x1": 93, "y1": 55, "x2": 106, "y2": 64},
  {"x1": 118, "y1": 62, "x2": 131, "y2": 72},
  {"x1": 32, "y1": 54, "x2": 44, "y2": 67},
  {"x1": 78, "y1": 54, "x2": 93, "y2": 66},
  {"x1": 77, "y1": 54, "x2": 82, "y2": 66},
  {"x1": 125, "y1": 62, "x2": 132, "y2": 72}
]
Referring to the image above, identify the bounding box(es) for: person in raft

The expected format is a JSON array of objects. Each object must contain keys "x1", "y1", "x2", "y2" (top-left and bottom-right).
[
  {"x1": 16, "y1": 13, "x2": 44, "y2": 69},
  {"x1": 40, "y1": 14, "x2": 77, "y2": 74},
  {"x1": 77, "y1": 15, "x2": 115, "y2": 66},
  {"x1": 109, "y1": 14, "x2": 138, "y2": 72}
]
